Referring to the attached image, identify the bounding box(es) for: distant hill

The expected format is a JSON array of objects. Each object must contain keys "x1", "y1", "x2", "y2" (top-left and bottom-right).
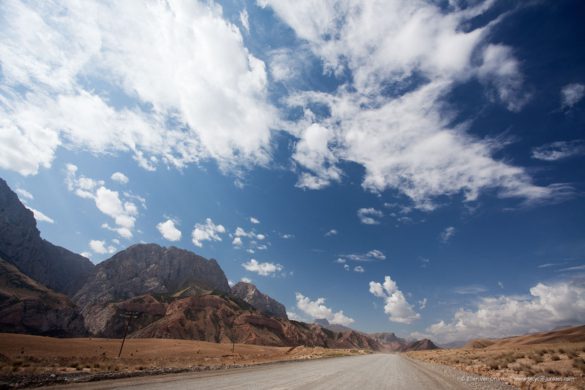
[
  {"x1": 314, "y1": 318, "x2": 354, "y2": 333},
  {"x1": 401, "y1": 338, "x2": 439, "y2": 351},
  {"x1": 0, "y1": 257, "x2": 85, "y2": 336},
  {"x1": 0, "y1": 178, "x2": 94, "y2": 296},
  {"x1": 231, "y1": 282, "x2": 288, "y2": 319},
  {"x1": 465, "y1": 324, "x2": 585, "y2": 349}
]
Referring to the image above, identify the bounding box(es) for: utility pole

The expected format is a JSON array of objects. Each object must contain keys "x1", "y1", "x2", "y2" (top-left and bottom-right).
[{"x1": 118, "y1": 311, "x2": 139, "y2": 358}]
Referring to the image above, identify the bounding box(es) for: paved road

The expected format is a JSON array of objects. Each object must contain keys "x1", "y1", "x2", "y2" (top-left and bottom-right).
[{"x1": 49, "y1": 354, "x2": 512, "y2": 390}]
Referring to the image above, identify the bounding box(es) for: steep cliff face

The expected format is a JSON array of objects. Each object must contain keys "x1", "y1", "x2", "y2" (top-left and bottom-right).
[
  {"x1": 230, "y1": 282, "x2": 288, "y2": 320},
  {"x1": 0, "y1": 258, "x2": 86, "y2": 336},
  {"x1": 0, "y1": 178, "x2": 94, "y2": 296},
  {"x1": 74, "y1": 243, "x2": 231, "y2": 332}
]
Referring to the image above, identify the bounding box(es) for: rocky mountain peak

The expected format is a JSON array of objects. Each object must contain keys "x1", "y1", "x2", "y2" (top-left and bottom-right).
[
  {"x1": 0, "y1": 178, "x2": 94, "y2": 296},
  {"x1": 231, "y1": 281, "x2": 288, "y2": 320}
]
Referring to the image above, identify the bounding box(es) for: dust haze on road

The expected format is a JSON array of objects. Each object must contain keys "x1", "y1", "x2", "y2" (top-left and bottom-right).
[{"x1": 48, "y1": 354, "x2": 516, "y2": 390}]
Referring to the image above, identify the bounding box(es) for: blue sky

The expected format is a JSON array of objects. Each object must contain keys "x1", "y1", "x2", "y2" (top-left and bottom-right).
[{"x1": 1, "y1": 0, "x2": 584, "y2": 343}]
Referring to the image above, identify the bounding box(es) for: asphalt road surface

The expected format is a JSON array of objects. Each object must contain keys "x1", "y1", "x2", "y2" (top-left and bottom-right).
[{"x1": 49, "y1": 354, "x2": 514, "y2": 390}]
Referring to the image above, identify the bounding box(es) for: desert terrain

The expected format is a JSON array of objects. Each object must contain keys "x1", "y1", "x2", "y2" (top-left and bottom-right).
[
  {"x1": 407, "y1": 325, "x2": 585, "y2": 389},
  {"x1": 0, "y1": 333, "x2": 369, "y2": 387}
]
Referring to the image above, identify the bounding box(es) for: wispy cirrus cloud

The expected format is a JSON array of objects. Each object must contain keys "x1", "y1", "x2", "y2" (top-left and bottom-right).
[
  {"x1": 262, "y1": 0, "x2": 564, "y2": 209},
  {"x1": 532, "y1": 140, "x2": 585, "y2": 161},
  {"x1": 341, "y1": 249, "x2": 386, "y2": 262}
]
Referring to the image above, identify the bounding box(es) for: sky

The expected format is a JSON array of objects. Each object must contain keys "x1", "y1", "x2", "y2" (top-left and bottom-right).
[{"x1": 1, "y1": 0, "x2": 584, "y2": 344}]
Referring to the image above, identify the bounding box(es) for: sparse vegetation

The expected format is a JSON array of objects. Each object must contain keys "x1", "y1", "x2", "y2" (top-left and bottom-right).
[
  {"x1": 0, "y1": 333, "x2": 366, "y2": 386},
  {"x1": 407, "y1": 341, "x2": 585, "y2": 390}
]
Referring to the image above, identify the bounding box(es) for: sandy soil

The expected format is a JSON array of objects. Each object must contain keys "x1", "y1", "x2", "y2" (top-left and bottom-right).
[
  {"x1": 407, "y1": 342, "x2": 585, "y2": 390},
  {"x1": 0, "y1": 333, "x2": 368, "y2": 387}
]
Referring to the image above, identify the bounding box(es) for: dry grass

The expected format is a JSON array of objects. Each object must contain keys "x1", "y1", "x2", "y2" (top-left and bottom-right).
[
  {"x1": 0, "y1": 333, "x2": 367, "y2": 385},
  {"x1": 407, "y1": 342, "x2": 585, "y2": 390}
]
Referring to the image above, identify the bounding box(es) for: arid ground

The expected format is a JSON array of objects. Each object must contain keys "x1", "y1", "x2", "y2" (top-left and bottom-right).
[
  {"x1": 0, "y1": 333, "x2": 368, "y2": 387},
  {"x1": 408, "y1": 343, "x2": 585, "y2": 389}
]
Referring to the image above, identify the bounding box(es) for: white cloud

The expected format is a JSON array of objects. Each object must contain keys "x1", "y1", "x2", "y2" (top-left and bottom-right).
[
  {"x1": 343, "y1": 264, "x2": 350, "y2": 271},
  {"x1": 453, "y1": 285, "x2": 487, "y2": 295},
  {"x1": 295, "y1": 292, "x2": 354, "y2": 326},
  {"x1": 242, "y1": 259, "x2": 283, "y2": 276},
  {"x1": 477, "y1": 44, "x2": 530, "y2": 112},
  {"x1": 293, "y1": 123, "x2": 342, "y2": 189},
  {"x1": 369, "y1": 275, "x2": 420, "y2": 324},
  {"x1": 335, "y1": 258, "x2": 346, "y2": 264},
  {"x1": 157, "y1": 219, "x2": 182, "y2": 241},
  {"x1": 0, "y1": 1, "x2": 275, "y2": 176},
  {"x1": 286, "y1": 311, "x2": 305, "y2": 322},
  {"x1": 66, "y1": 164, "x2": 139, "y2": 238},
  {"x1": 354, "y1": 265, "x2": 365, "y2": 273},
  {"x1": 418, "y1": 298, "x2": 427, "y2": 310},
  {"x1": 111, "y1": 172, "x2": 129, "y2": 184},
  {"x1": 232, "y1": 236, "x2": 243, "y2": 247},
  {"x1": 281, "y1": 233, "x2": 294, "y2": 239},
  {"x1": 16, "y1": 188, "x2": 33, "y2": 200},
  {"x1": 561, "y1": 83, "x2": 585, "y2": 108},
  {"x1": 426, "y1": 280, "x2": 585, "y2": 343},
  {"x1": 325, "y1": 229, "x2": 338, "y2": 237},
  {"x1": 250, "y1": 217, "x2": 260, "y2": 224},
  {"x1": 341, "y1": 249, "x2": 386, "y2": 262},
  {"x1": 239, "y1": 8, "x2": 250, "y2": 33},
  {"x1": 262, "y1": 0, "x2": 560, "y2": 208},
  {"x1": 357, "y1": 208, "x2": 383, "y2": 225},
  {"x1": 89, "y1": 239, "x2": 116, "y2": 255},
  {"x1": 26, "y1": 206, "x2": 54, "y2": 224},
  {"x1": 192, "y1": 218, "x2": 225, "y2": 247},
  {"x1": 440, "y1": 226, "x2": 456, "y2": 242},
  {"x1": 532, "y1": 140, "x2": 585, "y2": 161},
  {"x1": 256, "y1": 234, "x2": 266, "y2": 240},
  {"x1": 241, "y1": 277, "x2": 252, "y2": 283}
]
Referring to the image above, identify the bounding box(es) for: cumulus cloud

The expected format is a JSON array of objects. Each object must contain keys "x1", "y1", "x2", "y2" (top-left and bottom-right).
[
  {"x1": 26, "y1": 206, "x2": 54, "y2": 224},
  {"x1": 232, "y1": 226, "x2": 269, "y2": 251},
  {"x1": 250, "y1": 217, "x2": 260, "y2": 224},
  {"x1": 369, "y1": 275, "x2": 420, "y2": 324},
  {"x1": 281, "y1": 233, "x2": 294, "y2": 239},
  {"x1": 0, "y1": 1, "x2": 275, "y2": 176},
  {"x1": 242, "y1": 259, "x2": 283, "y2": 276},
  {"x1": 241, "y1": 277, "x2": 252, "y2": 283},
  {"x1": 156, "y1": 219, "x2": 182, "y2": 242},
  {"x1": 262, "y1": 0, "x2": 561, "y2": 208},
  {"x1": 354, "y1": 265, "x2": 365, "y2": 273},
  {"x1": 89, "y1": 239, "x2": 116, "y2": 255},
  {"x1": 111, "y1": 172, "x2": 129, "y2": 184},
  {"x1": 295, "y1": 292, "x2": 354, "y2": 325},
  {"x1": 426, "y1": 280, "x2": 585, "y2": 343},
  {"x1": 561, "y1": 83, "x2": 585, "y2": 108},
  {"x1": 341, "y1": 249, "x2": 386, "y2": 262},
  {"x1": 293, "y1": 123, "x2": 342, "y2": 189},
  {"x1": 440, "y1": 226, "x2": 456, "y2": 242},
  {"x1": 357, "y1": 208, "x2": 383, "y2": 225},
  {"x1": 192, "y1": 218, "x2": 225, "y2": 247},
  {"x1": 532, "y1": 140, "x2": 585, "y2": 161},
  {"x1": 66, "y1": 164, "x2": 139, "y2": 238},
  {"x1": 418, "y1": 298, "x2": 427, "y2": 310}
]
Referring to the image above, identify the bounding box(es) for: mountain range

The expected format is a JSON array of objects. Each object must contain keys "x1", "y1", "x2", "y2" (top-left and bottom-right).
[{"x1": 0, "y1": 178, "x2": 436, "y2": 351}]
